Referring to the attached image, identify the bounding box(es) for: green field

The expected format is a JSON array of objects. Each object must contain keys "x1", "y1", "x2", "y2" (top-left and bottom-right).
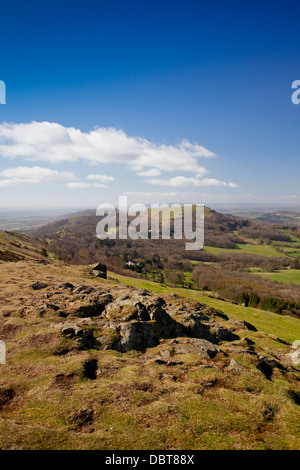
[
  {"x1": 253, "y1": 269, "x2": 300, "y2": 285},
  {"x1": 203, "y1": 243, "x2": 284, "y2": 258}
]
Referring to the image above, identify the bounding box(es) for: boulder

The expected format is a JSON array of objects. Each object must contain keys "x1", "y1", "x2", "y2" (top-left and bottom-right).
[
  {"x1": 30, "y1": 281, "x2": 47, "y2": 290},
  {"x1": 231, "y1": 320, "x2": 257, "y2": 332},
  {"x1": 91, "y1": 263, "x2": 107, "y2": 279},
  {"x1": 171, "y1": 338, "x2": 220, "y2": 359},
  {"x1": 177, "y1": 314, "x2": 217, "y2": 343},
  {"x1": 114, "y1": 321, "x2": 160, "y2": 352},
  {"x1": 214, "y1": 327, "x2": 239, "y2": 342}
]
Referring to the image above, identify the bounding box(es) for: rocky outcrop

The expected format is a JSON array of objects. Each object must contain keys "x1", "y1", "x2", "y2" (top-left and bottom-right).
[{"x1": 29, "y1": 280, "x2": 268, "y2": 358}]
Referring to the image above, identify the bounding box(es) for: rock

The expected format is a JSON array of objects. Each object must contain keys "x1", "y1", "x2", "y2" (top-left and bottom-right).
[
  {"x1": 159, "y1": 349, "x2": 171, "y2": 362},
  {"x1": 172, "y1": 338, "x2": 220, "y2": 359},
  {"x1": 73, "y1": 285, "x2": 96, "y2": 295},
  {"x1": 30, "y1": 281, "x2": 47, "y2": 290},
  {"x1": 177, "y1": 314, "x2": 217, "y2": 343},
  {"x1": 61, "y1": 323, "x2": 84, "y2": 338},
  {"x1": 214, "y1": 327, "x2": 239, "y2": 342},
  {"x1": 91, "y1": 263, "x2": 107, "y2": 279},
  {"x1": 58, "y1": 282, "x2": 74, "y2": 290},
  {"x1": 232, "y1": 320, "x2": 257, "y2": 332},
  {"x1": 74, "y1": 294, "x2": 113, "y2": 318},
  {"x1": 225, "y1": 359, "x2": 244, "y2": 373},
  {"x1": 114, "y1": 321, "x2": 159, "y2": 352},
  {"x1": 61, "y1": 323, "x2": 99, "y2": 349},
  {"x1": 147, "y1": 302, "x2": 182, "y2": 338},
  {"x1": 257, "y1": 357, "x2": 274, "y2": 380}
]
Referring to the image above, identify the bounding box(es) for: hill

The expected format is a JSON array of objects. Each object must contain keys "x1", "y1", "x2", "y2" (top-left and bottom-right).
[
  {"x1": 0, "y1": 230, "x2": 48, "y2": 262},
  {"x1": 26, "y1": 207, "x2": 300, "y2": 316},
  {"x1": 0, "y1": 259, "x2": 299, "y2": 450}
]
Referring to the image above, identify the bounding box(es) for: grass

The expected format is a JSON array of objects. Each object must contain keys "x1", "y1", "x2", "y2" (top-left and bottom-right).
[
  {"x1": 253, "y1": 269, "x2": 300, "y2": 286},
  {"x1": 203, "y1": 243, "x2": 285, "y2": 258}
]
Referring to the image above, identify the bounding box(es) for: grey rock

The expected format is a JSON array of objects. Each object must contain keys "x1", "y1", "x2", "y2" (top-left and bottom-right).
[
  {"x1": 232, "y1": 320, "x2": 257, "y2": 332},
  {"x1": 178, "y1": 314, "x2": 217, "y2": 343},
  {"x1": 61, "y1": 323, "x2": 84, "y2": 338},
  {"x1": 215, "y1": 327, "x2": 239, "y2": 342},
  {"x1": 172, "y1": 338, "x2": 220, "y2": 359},
  {"x1": 114, "y1": 321, "x2": 159, "y2": 352}
]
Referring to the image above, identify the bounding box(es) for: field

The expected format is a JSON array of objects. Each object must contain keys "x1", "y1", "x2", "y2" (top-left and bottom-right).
[
  {"x1": 203, "y1": 243, "x2": 285, "y2": 258},
  {"x1": 253, "y1": 269, "x2": 300, "y2": 286}
]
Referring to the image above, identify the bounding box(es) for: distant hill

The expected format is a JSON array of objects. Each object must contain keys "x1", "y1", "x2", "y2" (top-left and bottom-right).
[{"x1": 27, "y1": 206, "x2": 249, "y2": 264}]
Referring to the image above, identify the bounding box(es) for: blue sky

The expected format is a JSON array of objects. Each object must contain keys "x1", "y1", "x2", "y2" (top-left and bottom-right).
[{"x1": 0, "y1": 0, "x2": 299, "y2": 209}]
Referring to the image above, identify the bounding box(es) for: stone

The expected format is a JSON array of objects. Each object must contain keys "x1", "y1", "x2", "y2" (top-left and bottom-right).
[
  {"x1": 91, "y1": 263, "x2": 107, "y2": 279},
  {"x1": 58, "y1": 282, "x2": 74, "y2": 290},
  {"x1": 114, "y1": 321, "x2": 159, "y2": 352},
  {"x1": 74, "y1": 294, "x2": 113, "y2": 318},
  {"x1": 215, "y1": 327, "x2": 239, "y2": 342},
  {"x1": 232, "y1": 320, "x2": 257, "y2": 332},
  {"x1": 61, "y1": 323, "x2": 84, "y2": 338},
  {"x1": 30, "y1": 281, "x2": 47, "y2": 290},
  {"x1": 73, "y1": 285, "x2": 96, "y2": 295},
  {"x1": 172, "y1": 338, "x2": 220, "y2": 359},
  {"x1": 177, "y1": 314, "x2": 217, "y2": 343},
  {"x1": 225, "y1": 359, "x2": 244, "y2": 373}
]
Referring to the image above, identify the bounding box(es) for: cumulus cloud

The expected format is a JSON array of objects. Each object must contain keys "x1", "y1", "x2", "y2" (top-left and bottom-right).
[
  {"x1": 0, "y1": 166, "x2": 75, "y2": 187},
  {"x1": 0, "y1": 178, "x2": 26, "y2": 188},
  {"x1": 87, "y1": 174, "x2": 114, "y2": 182},
  {"x1": 0, "y1": 121, "x2": 215, "y2": 174},
  {"x1": 0, "y1": 166, "x2": 74, "y2": 181},
  {"x1": 137, "y1": 169, "x2": 162, "y2": 177},
  {"x1": 147, "y1": 176, "x2": 239, "y2": 188}
]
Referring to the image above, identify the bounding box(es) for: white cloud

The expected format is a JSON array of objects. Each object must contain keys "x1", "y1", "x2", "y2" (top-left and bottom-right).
[
  {"x1": 0, "y1": 122, "x2": 215, "y2": 174},
  {"x1": 0, "y1": 166, "x2": 75, "y2": 188},
  {"x1": 147, "y1": 176, "x2": 239, "y2": 188},
  {"x1": 137, "y1": 169, "x2": 162, "y2": 177},
  {"x1": 0, "y1": 166, "x2": 74, "y2": 181},
  {"x1": 282, "y1": 195, "x2": 299, "y2": 199},
  {"x1": 0, "y1": 178, "x2": 21, "y2": 187},
  {"x1": 65, "y1": 182, "x2": 90, "y2": 189},
  {"x1": 65, "y1": 182, "x2": 108, "y2": 189},
  {"x1": 87, "y1": 174, "x2": 114, "y2": 182}
]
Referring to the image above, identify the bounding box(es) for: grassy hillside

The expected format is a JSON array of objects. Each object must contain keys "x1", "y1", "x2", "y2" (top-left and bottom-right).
[
  {"x1": 0, "y1": 230, "x2": 48, "y2": 262},
  {"x1": 0, "y1": 260, "x2": 299, "y2": 450}
]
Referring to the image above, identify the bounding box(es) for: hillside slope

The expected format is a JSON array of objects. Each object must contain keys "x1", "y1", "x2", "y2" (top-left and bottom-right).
[
  {"x1": 0, "y1": 230, "x2": 48, "y2": 262},
  {"x1": 0, "y1": 260, "x2": 299, "y2": 450}
]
